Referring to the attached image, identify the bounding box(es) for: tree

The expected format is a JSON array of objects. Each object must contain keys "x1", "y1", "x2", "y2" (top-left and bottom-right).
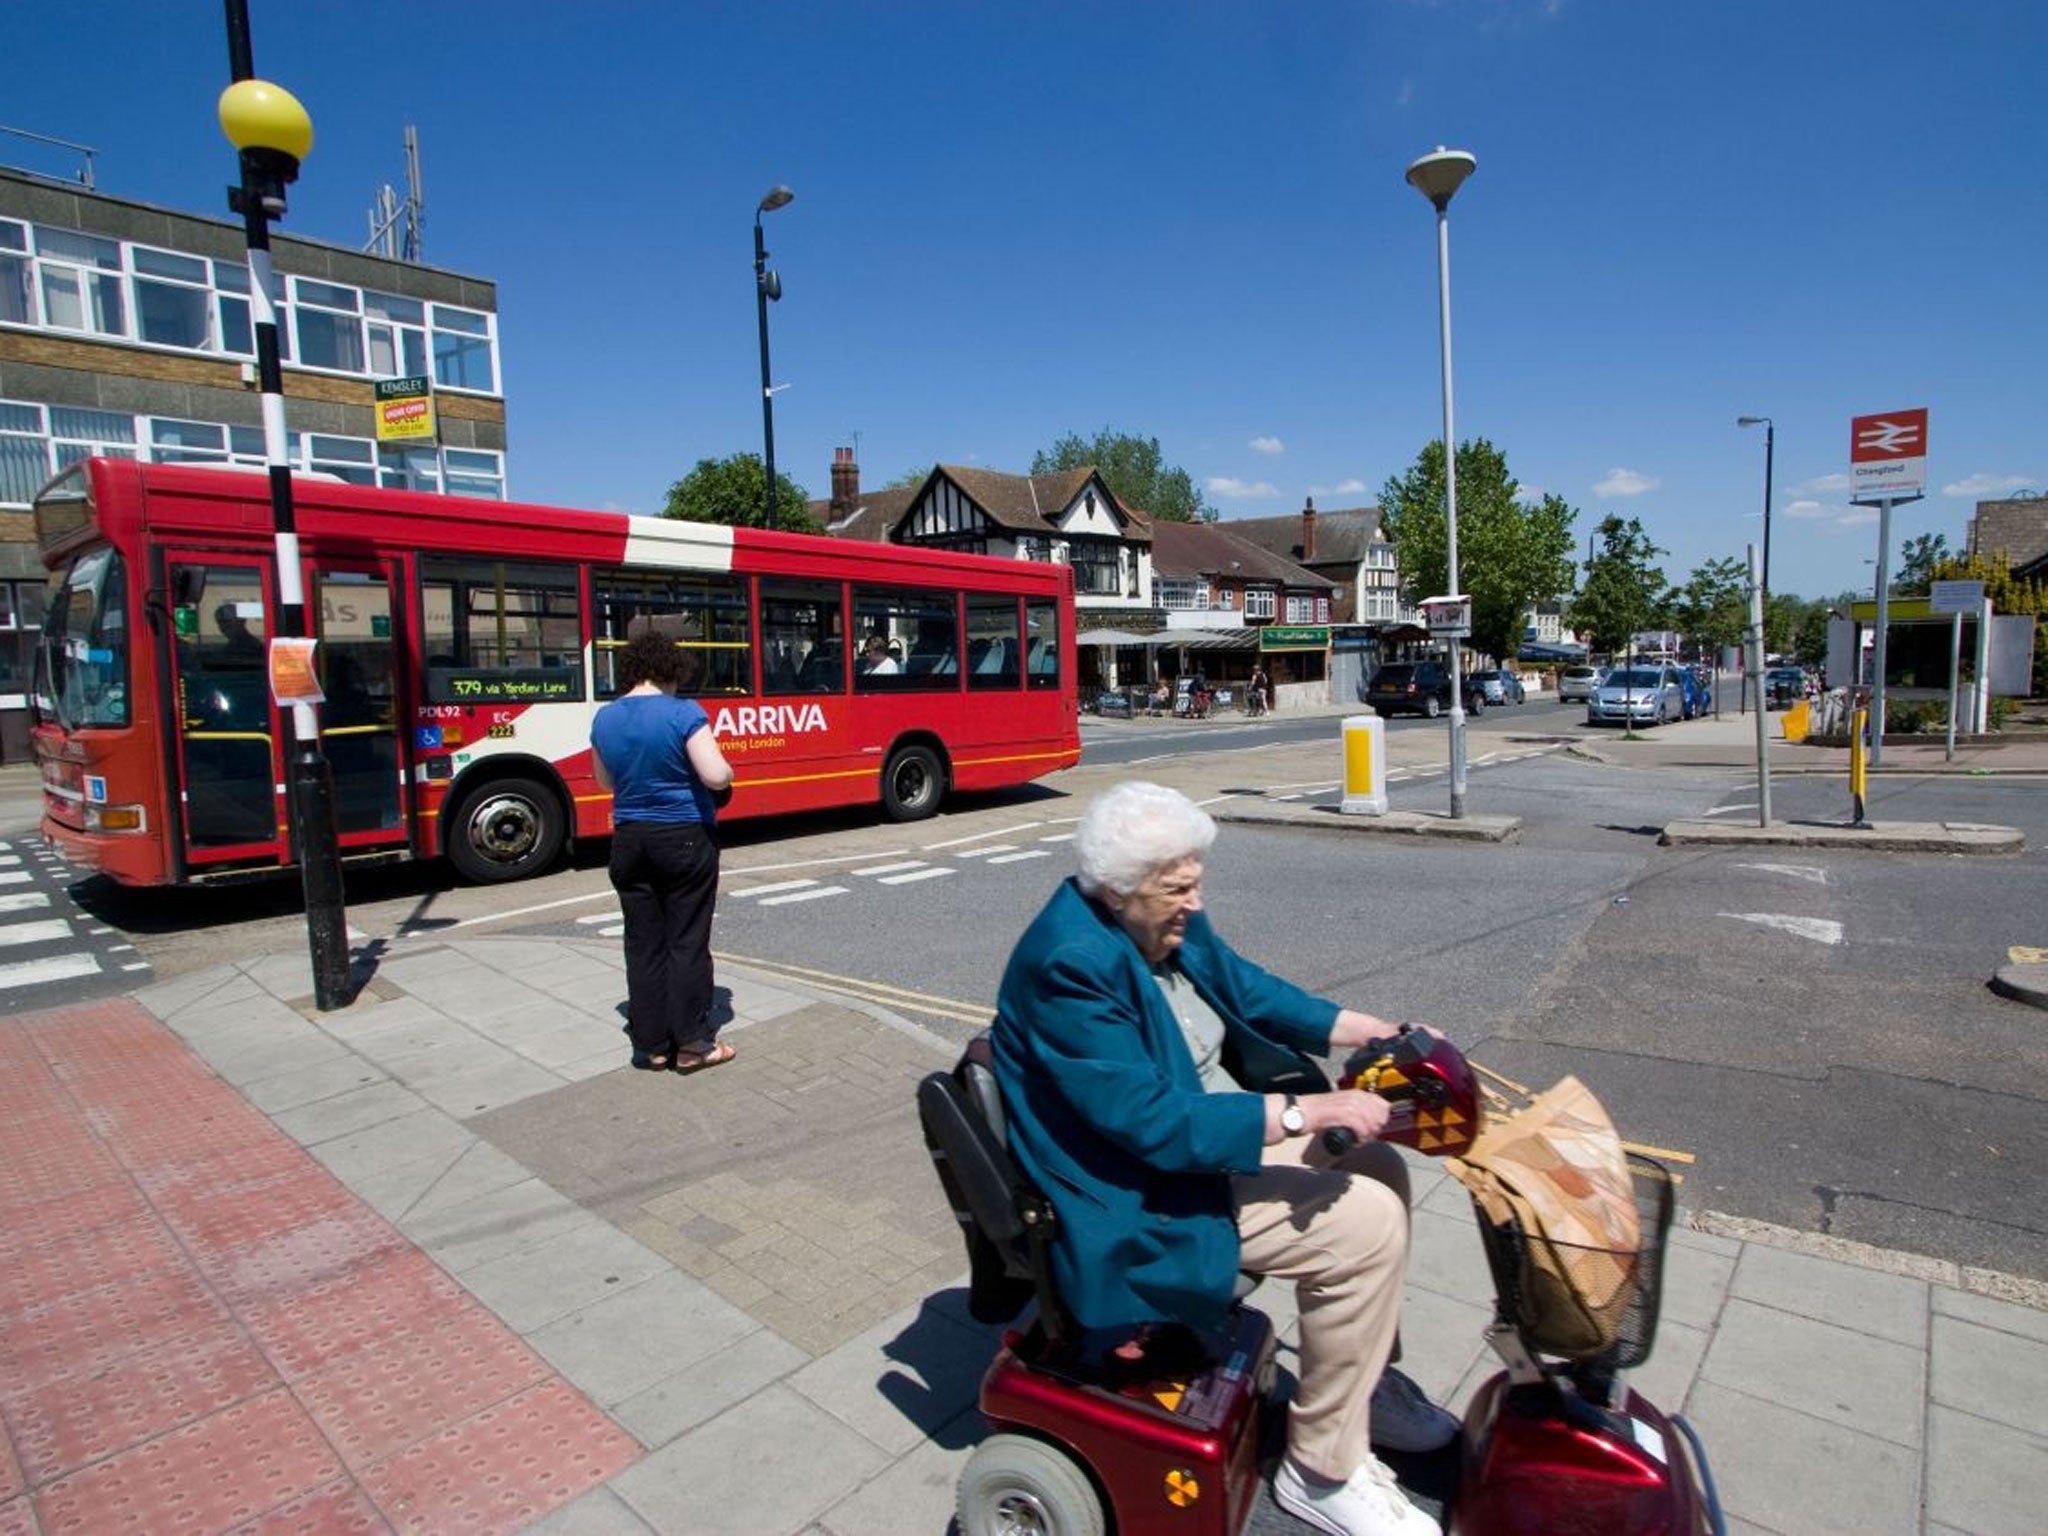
[
  {"x1": 1567, "y1": 515, "x2": 1671, "y2": 656},
  {"x1": 1894, "y1": 532, "x2": 1951, "y2": 595},
  {"x1": 1673, "y1": 555, "x2": 1747, "y2": 660},
  {"x1": 1925, "y1": 549, "x2": 2048, "y2": 696},
  {"x1": 663, "y1": 453, "x2": 816, "y2": 533},
  {"x1": 884, "y1": 467, "x2": 929, "y2": 490},
  {"x1": 1763, "y1": 592, "x2": 1803, "y2": 657},
  {"x1": 1378, "y1": 438, "x2": 1578, "y2": 665},
  {"x1": 1032, "y1": 429, "x2": 1208, "y2": 523},
  {"x1": 1793, "y1": 602, "x2": 1833, "y2": 667}
]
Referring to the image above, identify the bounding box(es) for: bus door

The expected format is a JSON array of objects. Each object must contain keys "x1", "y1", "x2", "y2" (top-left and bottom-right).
[
  {"x1": 165, "y1": 559, "x2": 283, "y2": 865},
  {"x1": 308, "y1": 565, "x2": 408, "y2": 849}
]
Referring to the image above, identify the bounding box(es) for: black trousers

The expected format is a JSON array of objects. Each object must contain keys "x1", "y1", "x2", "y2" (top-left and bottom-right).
[{"x1": 608, "y1": 821, "x2": 720, "y2": 1059}]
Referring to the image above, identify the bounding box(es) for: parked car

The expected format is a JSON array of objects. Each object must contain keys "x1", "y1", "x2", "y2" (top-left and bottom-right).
[
  {"x1": 1470, "y1": 668, "x2": 1526, "y2": 705},
  {"x1": 1764, "y1": 666, "x2": 1807, "y2": 709},
  {"x1": 1677, "y1": 666, "x2": 1712, "y2": 719},
  {"x1": 1586, "y1": 665, "x2": 1685, "y2": 727},
  {"x1": 1558, "y1": 664, "x2": 1603, "y2": 703},
  {"x1": 1365, "y1": 660, "x2": 1485, "y2": 719}
]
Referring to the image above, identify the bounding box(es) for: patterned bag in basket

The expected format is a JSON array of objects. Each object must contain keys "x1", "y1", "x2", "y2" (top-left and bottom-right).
[{"x1": 1445, "y1": 1075, "x2": 1641, "y2": 1357}]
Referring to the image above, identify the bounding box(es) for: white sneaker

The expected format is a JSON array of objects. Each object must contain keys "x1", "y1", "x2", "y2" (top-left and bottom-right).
[
  {"x1": 1368, "y1": 1367, "x2": 1459, "y2": 1453},
  {"x1": 1273, "y1": 1454, "x2": 1438, "y2": 1536}
]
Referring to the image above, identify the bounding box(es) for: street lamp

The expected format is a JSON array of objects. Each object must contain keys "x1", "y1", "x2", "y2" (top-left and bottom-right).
[
  {"x1": 1406, "y1": 145, "x2": 1477, "y2": 819},
  {"x1": 1738, "y1": 414, "x2": 1774, "y2": 715},
  {"x1": 754, "y1": 184, "x2": 793, "y2": 530},
  {"x1": 219, "y1": 1, "x2": 350, "y2": 1010}
]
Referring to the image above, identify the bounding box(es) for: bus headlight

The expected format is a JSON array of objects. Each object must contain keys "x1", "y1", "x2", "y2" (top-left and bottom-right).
[{"x1": 84, "y1": 804, "x2": 146, "y2": 833}]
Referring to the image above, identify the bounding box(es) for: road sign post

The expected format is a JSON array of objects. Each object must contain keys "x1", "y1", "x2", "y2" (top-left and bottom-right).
[
  {"x1": 1930, "y1": 579, "x2": 1986, "y2": 761},
  {"x1": 1850, "y1": 408, "x2": 1930, "y2": 771}
]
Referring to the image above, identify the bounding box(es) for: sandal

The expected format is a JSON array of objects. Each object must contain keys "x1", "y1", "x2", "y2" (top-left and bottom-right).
[
  {"x1": 631, "y1": 1053, "x2": 671, "y2": 1071},
  {"x1": 673, "y1": 1041, "x2": 736, "y2": 1074}
]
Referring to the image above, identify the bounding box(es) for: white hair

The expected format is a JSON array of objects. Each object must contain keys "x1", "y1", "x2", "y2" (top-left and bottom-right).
[{"x1": 1075, "y1": 782, "x2": 1217, "y2": 897}]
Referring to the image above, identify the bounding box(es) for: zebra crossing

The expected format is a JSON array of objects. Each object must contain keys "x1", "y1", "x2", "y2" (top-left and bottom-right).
[
  {"x1": 568, "y1": 829, "x2": 1075, "y2": 937},
  {"x1": 0, "y1": 837, "x2": 152, "y2": 1012}
]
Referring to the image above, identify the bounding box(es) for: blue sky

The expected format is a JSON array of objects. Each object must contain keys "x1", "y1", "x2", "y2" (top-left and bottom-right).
[{"x1": 10, "y1": 1, "x2": 2043, "y2": 602}]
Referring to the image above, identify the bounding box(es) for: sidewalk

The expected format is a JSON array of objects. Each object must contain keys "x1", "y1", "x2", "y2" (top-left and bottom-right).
[{"x1": 5, "y1": 937, "x2": 2046, "y2": 1534}]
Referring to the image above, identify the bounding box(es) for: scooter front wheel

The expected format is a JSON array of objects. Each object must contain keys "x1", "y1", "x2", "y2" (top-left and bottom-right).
[{"x1": 958, "y1": 1433, "x2": 1106, "y2": 1536}]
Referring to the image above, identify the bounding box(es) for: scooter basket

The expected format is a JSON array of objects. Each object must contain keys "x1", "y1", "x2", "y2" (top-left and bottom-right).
[{"x1": 1474, "y1": 1152, "x2": 1674, "y2": 1367}]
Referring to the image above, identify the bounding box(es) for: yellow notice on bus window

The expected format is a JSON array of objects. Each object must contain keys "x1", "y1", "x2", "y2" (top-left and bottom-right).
[{"x1": 269, "y1": 637, "x2": 326, "y2": 706}]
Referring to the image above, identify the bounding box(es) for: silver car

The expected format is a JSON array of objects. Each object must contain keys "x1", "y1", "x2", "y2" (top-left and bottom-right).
[
  {"x1": 1558, "y1": 664, "x2": 1602, "y2": 702},
  {"x1": 1587, "y1": 665, "x2": 1684, "y2": 727}
]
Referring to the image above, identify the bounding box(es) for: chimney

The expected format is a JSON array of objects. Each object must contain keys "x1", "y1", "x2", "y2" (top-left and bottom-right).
[
  {"x1": 1301, "y1": 497, "x2": 1317, "y2": 561},
  {"x1": 830, "y1": 446, "x2": 860, "y2": 518}
]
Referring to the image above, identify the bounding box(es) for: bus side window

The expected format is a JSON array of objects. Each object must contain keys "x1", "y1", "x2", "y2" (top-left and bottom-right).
[
  {"x1": 592, "y1": 569, "x2": 753, "y2": 699},
  {"x1": 967, "y1": 594, "x2": 1022, "y2": 690},
  {"x1": 1024, "y1": 599, "x2": 1060, "y2": 689},
  {"x1": 762, "y1": 579, "x2": 843, "y2": 696}
]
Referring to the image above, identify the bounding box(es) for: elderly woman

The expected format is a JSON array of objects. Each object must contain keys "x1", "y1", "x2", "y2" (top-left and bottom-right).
[{"x1": 990, "y1": 781, "x2": 1452, "y2": 1536}]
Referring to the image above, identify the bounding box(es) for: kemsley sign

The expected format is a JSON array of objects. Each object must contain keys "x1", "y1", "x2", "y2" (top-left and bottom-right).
[{"x1": 374, "y1": 375, "x2": 438, "y2": 444}]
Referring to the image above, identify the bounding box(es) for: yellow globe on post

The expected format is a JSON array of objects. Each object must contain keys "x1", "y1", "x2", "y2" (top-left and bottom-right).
[{"x1": 217, "y1": 78, "x2": 313, "y2": 160}]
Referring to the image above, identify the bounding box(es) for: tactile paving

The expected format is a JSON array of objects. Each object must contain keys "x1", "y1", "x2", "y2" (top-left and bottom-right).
[
  {"x1": 32, "y1": 1388, "x2": 341, "y2": 1536},
  {"x1": 0, "y1": 1497, "x2": 34, "y2": 1536},
  {"x1": 240, "y1": 1250, "x2": 473, "y2": 1382},
  {"x1": 5, "y1": 1317, "x2": 277, "y2": 1486},
  {"x1": 294, "y1": 1306, "x2": 550, "y2": 1471},
  {"x1": 357, "y1": 1378, "x2": 639, "y2": 1533},
  {"x1": 226, "y1": 1478, "x2": 393, "y2": 1535},
  {"x1": 0, "y1": 1266, "x2": 230, "y2": 1400}
]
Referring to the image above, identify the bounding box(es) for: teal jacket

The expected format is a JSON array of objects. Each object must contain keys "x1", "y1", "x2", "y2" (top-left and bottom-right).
[{"x1": 990, "y1": 878, "x2": 1339, "y2": 1329}]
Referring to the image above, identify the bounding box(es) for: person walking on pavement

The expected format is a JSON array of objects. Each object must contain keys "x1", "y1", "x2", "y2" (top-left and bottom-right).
[{"x1": 590, "y1": 627, "x2": 736, "y2": 1073}]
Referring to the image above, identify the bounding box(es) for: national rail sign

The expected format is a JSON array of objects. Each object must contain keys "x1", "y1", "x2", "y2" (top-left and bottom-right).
[{"x1": 1849, "y1": 407, "x2": 1928, "y2": 504}]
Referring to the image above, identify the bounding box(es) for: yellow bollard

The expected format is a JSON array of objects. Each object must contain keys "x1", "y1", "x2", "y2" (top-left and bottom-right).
[
  {"x1": 1341, "y1": 714, "x2": 1388, "y2": 816},
  {"x1": 1849, "y1": 706, "x2": 1869, "y2": 826},
  {"x1": 1782, "y1": 699, "x2": 1810, "y2": 743}
]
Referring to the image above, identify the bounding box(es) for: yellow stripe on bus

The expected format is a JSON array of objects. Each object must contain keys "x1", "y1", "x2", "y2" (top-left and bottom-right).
[
  {"x1": 570, "y1": 746, "x2": 1076, "y2": 802},
  {"x1": 182, "y1": 731, "x2": 274, "y2": 743}
]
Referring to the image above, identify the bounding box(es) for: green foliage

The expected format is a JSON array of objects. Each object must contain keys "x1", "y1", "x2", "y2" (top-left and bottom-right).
[
  {"x1": 883, "y1": 468, "x2": 929, "y2": 490},
  {"x1": 1378, "y1": 438, "x2": 1578, "y2": 664},
  {"x1": 1032, "y1": 428, "x2": 1208, "y2": 523},
  {"x1": 1793, "y1": 602, "x2": 1832, "y2": 666},
  {"x1": 1674, "y1": 556, "x2": 1747, "y2": 656},
  {"x1": 1924, "y1": 550, "x2": 2048, "y2": 696},
  {"x1": 663, "y1": 453, "x2": 817, "y2": 533},
  {"x1": 1764, "y1": 592, "x2": 1804, "y2": 656},
  {"x1": 1893, "y1": 532, "x2": 1951, "y2": 595},
  {"x1": 1566, "y1": 515, "x2": 1670, "y2": 656}
]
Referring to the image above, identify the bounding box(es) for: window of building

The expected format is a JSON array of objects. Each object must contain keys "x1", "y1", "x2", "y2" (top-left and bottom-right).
[
  {"x1": 292, "y1": 278, "x2": 367, "y2": 373},
  {"x1": 1068, "y1": 536, "x2": 1122, "y2": 596},
  {"x1": 419, "y1": 558, "x2": 582, "y2": 705},
  {"x1": 853, "y1": 587, "x2": 958, "y2": 691},
  {"x1": 365, "y1": 291, "x2": 428, "y2": 378},
  {"x1": 51, "y1": 407, "x2": 136, "y2": 475},
  {"x1": 432, "y1": 305, "x2": 496, "y2": 392},
  {"x1": 149, "y1": 419, "x2": 265, "y2": 467},
  {"x1": 2, "y1": 221, "x2": 35, "y2": 326},
  {"x1": 592, "y1": 569, "x2": 752, "y2": 699},
  {"x1": 441, "y1": 448, "x2": 505, "y2": 499},
  {"x1": 1286, "y1": 594, "x2": 1314, "y2": 624},
  {"x1": 1157, "y1": 579, "x2": 1202, "y2": 610},
  {"x1": 1, "y1": 400, "x2": 52, "y2": 505},
  {"x1": 1245, "y1": 587, "x2": 1276, "y2": 619},
  {"x1": 760, "y1": 579, "x2": 844, "y2": 695},
  {"x1": 0, "y1": 578, "x2": 48, "y2": 704},
  {"x1": 306, "y1": 434, "x2": 377, "y2": 485},
  {"x1": 1218, "y1": 586, "x2": 1236, "y2": 610},
  {"x1": 131, "y1": 246, "x2": 213, "y2": 350},
  {"x1": 32, "y1": 227, "x2": 125, "y2": 337}
]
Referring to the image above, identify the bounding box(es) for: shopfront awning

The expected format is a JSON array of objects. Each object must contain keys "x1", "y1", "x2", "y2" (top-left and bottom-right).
[{"x1": 1077, "y1": 628, "x2": 1260, "y2": 651}]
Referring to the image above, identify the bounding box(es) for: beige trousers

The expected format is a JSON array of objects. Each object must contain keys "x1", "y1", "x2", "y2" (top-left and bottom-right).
[{"x1": 1233, "y1": 1136, "x2": 1411, "y2": 1480}]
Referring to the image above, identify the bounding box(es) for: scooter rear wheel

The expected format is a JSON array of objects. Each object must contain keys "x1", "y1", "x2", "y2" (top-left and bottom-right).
[{"x1": 958, "y1": 1433, "x2": 1106, "y2": 1536}]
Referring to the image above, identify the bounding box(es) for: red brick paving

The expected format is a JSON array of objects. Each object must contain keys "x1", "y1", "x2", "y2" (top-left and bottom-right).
[{"x1": 0, "y1": 999, "x2": 641, "y2": 1534}]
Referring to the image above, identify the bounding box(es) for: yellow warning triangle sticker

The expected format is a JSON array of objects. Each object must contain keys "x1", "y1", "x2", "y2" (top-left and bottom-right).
[
  {"x1": 1153, "y1": 1386, "x2": 1184, "y2": 1412},
  {"x1": 1441, "y1": 1107, "x2": 1465, "y2": 1126},
  {"x1": 1165, "y1": 1469, "x2": 1201, "y2": 1505},
  {"x1": 1418, "y1": 1129, "x2": 1442, "y2": 1150}
]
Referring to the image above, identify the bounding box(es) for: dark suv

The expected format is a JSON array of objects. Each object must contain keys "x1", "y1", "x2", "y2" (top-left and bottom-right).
[{"x1": 1365, "y1": 661, "x2": 1484, "y2": 719}]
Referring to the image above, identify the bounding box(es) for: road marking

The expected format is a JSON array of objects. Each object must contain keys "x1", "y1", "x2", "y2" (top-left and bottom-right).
[
  {"x1": 713, "y1": 950, "x2": 989, "y2": 1025},
  {"x1": 854, "y1": 861, "x2": 929, "y2": 876},
  {"x1": 1038, "y1": 833, "x2": 1076, "y2": 843},
  {"x1": 952, "y1": 844, "x2": 1017, "y2": 858},
  {"x1": 758, "y1": 885, "x2": 849, "y2": 906},
  {"x1": 0, "y1": 919, "x2": 74, "y2": 948},
  {"x1": 0, "y1": 953, "x2": 100, "y2": 990},
  {"x1": 878, "y1": 868, "x2": 955, "y2": 885},
  {"x1": 923, "y1": 823, "x2": 1043, "y2": 851},
  {"x1": 1721, "y1": 912, "x2": 1844, "y2": 945},
  {"x1": 1704, "y1": 802, "x2": 1759, "y2": 817},
  {"x1": 0, "y1": 872, "x2": 29, "y2": 887},
  {"x1": 0, "y1": 893, "x2": 51, "y2": 913},
  {"x1": 988, "y1": 851, "x2": 1050, "y2": 865},
  {"x1": 734, "y1": 879, "x2": 822, "y2": 898},
  {"x1": 575, "y1": 912, "x2": 621, "y2": 925},
  {"x1": 1737, "y1": 863, "x2": 1830, "y2": 885}
]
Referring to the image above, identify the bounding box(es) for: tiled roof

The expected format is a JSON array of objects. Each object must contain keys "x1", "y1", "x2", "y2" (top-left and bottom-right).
[
  {"x1": 814, "y1": 484, "x2": 919, "y2": 543},
  {"x1": 819, "y1": 465, "x2": 1153, "y2": 545},
  {"x1": 1969, "y1": 495, "x2": 2048, "y2": 571},
  {"x1": 1151, "y1": 521, "x2": 1334, "y2": 587},
  {"x1": 1220, "y1": 505, "x2": 1384, "y2": 567}
]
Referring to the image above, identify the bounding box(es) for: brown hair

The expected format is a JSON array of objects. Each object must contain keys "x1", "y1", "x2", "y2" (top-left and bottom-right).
[{"x1": 615, "y1": 629, "x2": 685, "y2": 691}]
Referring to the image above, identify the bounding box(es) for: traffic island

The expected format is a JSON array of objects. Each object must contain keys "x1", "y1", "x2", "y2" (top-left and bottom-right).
[
  {"x1": 1658, "y1": 818, "x2": 2023, "y2": 854},
  {"x1": 1990, "y1": 955, "x2": 2048, "y2": 1011},
  {"x1": 1211, "y1": 802, "x2": 1521, "y2": 843}
]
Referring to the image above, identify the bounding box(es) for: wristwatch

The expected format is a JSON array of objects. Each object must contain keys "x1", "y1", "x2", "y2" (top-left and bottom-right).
[{"x1": 1279, "y1": 1094, "x2": 1308, "y2": 1136}]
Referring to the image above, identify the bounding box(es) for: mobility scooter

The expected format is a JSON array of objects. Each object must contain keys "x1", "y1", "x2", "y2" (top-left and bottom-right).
[{"x1": 918, "y1": 1029, "x2": 1723, "y2": 1535}]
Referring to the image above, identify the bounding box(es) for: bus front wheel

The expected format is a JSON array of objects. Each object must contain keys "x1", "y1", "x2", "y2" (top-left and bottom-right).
[
  {"x1": 445, "y1": 775, "x2": 565, "y2": 883},
  {"x1": 881, "y1": 744, "x2": 945, "y2": 822}
]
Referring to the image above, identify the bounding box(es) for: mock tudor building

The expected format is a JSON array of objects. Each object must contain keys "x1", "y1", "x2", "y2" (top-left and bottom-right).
[
  {"x1": 815, "y1": 448, "x2": 1155, "y2": 622},
  {"x1": 1219, "y1": 498, "x2": 1407, "y2": 626}
]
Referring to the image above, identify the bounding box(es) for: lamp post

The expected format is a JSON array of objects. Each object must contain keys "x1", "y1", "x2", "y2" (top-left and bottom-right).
[
  {"x1": 1406, "y1": 145, "x2": 1477, "y2": 819},
  {"x1": 753, "y1": 184, "x2": 793, "y2": 530},
  {"x1": 1737, "y1": 415, "x2": 1774, "y2": 707},
  {"x1": 220, "y1": 0, "x2": 350, "y2": 1009}
]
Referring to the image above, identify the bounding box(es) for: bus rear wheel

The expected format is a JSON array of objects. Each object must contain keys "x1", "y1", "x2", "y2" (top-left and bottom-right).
[
  {"x1": 445, "y1": 774, "x2": 565, "y2": 883},
  {"x1": 881, "y1": 744, "x2": 945, "y2": 821}
]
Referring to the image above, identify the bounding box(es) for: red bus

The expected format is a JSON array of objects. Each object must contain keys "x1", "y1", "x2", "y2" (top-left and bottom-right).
[{"x1": 31, "y1": 458, "x2": 1079, "y2": 886}]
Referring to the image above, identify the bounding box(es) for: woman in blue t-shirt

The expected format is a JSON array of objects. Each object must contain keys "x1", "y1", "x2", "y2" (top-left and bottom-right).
[{"x1": 590, "y1": 628, "x2": 736, "y2": 1072}]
